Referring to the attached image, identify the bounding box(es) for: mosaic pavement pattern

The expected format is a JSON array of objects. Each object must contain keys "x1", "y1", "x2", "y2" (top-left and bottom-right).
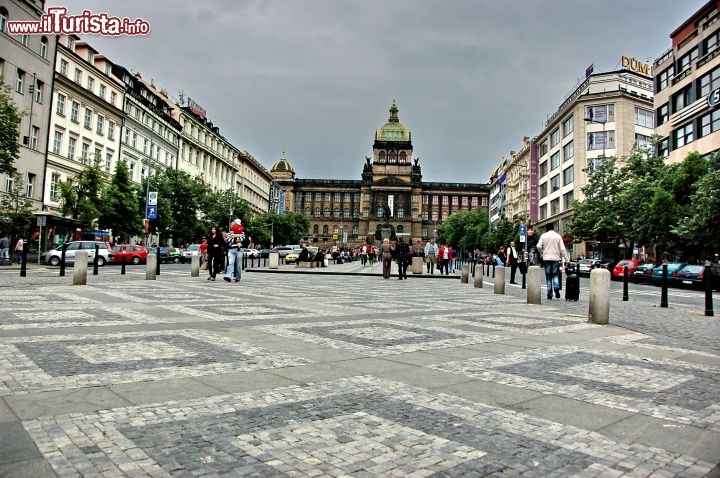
[
  {"x1": 0, "y1": 303, "x2": 164, "y2": 329},
  {"x1": 418, "y1": 311, "x2": 600, "y2": 335},
  {"x1": 597, "y1": 332, "x2": 720, "y2": 358},
  {"x1": 430, "y1": 345, "x2": 720, "y2": 431},
  {"x1": 22, "y1": 376, "x2": 715, "y2": 477},
  {"x1": 251, "y1": 319, "x2": 509, "y2": 356},
  {"x1": 0, "y1": 288, "x2": 99, "y2": 305},
  {"x1": 0, "y1": 329, "x2": 312, "y2": 395}
]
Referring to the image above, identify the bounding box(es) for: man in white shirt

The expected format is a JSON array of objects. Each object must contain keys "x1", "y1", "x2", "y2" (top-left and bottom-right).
[
  {"x1": 507, "y1": 241, "x2": 519, "y2": 284},
  {"x1": 537, "y1": 223, "x2": 569, "y2": 300},
  {"x1": 424, "y1": 238, "x2": 438, "y2": 274}
]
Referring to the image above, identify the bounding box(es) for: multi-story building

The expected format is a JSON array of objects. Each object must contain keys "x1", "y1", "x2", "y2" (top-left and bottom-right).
[
  {"x1": 533, "y1": 67, "x2": 655, "y2": 258},
  {"x1": 653, "y1": 0, "x2": 720, "y2": 163},
  {"x1": 43, "y1": 35, "x2": 124, "y2": 215},
  {"x1": 502, "y1": 138, "x2": 532, "y2": 226},
  {"x1": 488, "y1": 159, "x2": 508, "y2": 225},
  {"x1": 0, "y1": 0, "x2": 56, "y2": 212},
  {"x1": 271, "y1": 101, "x2": 490, "y2": 248}
]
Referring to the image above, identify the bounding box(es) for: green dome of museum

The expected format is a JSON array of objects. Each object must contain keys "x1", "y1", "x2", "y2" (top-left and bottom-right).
[
  {"x1": 270, "y1": 151, "x2": 294, "y2": 173},
  {"x1": 376, "y1": 100, "x2": 410, "y2": 142}
]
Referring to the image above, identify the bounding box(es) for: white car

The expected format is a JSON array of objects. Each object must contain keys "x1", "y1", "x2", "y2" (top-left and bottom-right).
[
  {"x1": 41, "y1": 241, "x2": 113, "y2": 266},
  {"x1": 242, "y1": 248, "x2": 260, "y2": 258},
  {"x1": 181, "y1": 244, "x2": 203, "y2": 263}
]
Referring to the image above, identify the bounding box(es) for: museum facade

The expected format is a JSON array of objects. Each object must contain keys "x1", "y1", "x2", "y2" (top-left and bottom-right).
[{"x1": 270, "y1": 102, "x2": 490, "y2": 247}]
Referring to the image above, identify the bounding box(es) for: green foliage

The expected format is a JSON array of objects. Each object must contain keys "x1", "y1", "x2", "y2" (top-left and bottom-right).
[
  {"x1": 202, "y1": 188, "x2": 253, "y2": 233},
  {"x1": 674, "y1": 163, "x2": 720, "y2": 253},
  {"x1": 435, "y1": 208, "x2": 490, "y2": 251},
  {"x1": 0, "y1": 172, "x2": 34, "y2": 240},
  {"x1": 481, "y1": 218, "x2": 515, "y2": 253},
  {"x1": 249, "y1": 211, "x2": 310, "y2": 247},
  {"x1": 98, "y1": 161, "x2": 143, "y2": 242},
  {"x1": 58, "y1": 156, "x2": 106, "y2": 227},
  {"x1": 0, "y1": 79, "x2": 22, "y2": 175}
]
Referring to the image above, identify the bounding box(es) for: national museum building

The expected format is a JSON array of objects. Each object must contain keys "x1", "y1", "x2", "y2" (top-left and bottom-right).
[{"x1": 270, "y1": 102, "x2": 490, "y2": 247}]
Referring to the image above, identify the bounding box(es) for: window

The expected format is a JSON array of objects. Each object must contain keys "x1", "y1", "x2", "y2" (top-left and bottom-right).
[
  {"x1": 442, "y1": 195, "x2": 448, "y2": 205},
  {"x1": 107, "y1": 121, "x2": 115, "y2": 141},
  {"x1": 550, "y1": 152, "x2": 560, "y2": 170},
  {"x1": 323, "y1": 207, "x2": 330, "y2": 217},
  {"x1": 94, "y1": 148, "x2": 101, "y2": 160},
  {"x1": 60, "y1": 59, "x2": 68, "y2": 76},
  {"x1": 586, "y1": 104, "x2": 615, "y2": 122},
  {"x1": 67, "y1": 36, "x2": 74, "y2": 49},
  {"x1": 86, "y1": 76, "x2": 94, "y2": 93},
  {"x1": 451, "y1": 196, "x2": 458, "y2": 206},
  {"x1": 56, "y1": 93, "x2": 66, "y2": 116},
  {"x1": 700, "y1": 109, "x2": 720, "y2": 137},
  {"x1": 706, "y1": 28, "x2": 720, "y2": 55},
  {"x1": 19, "y1": 34, "x2": 28, "y2": 47},
  {"x1": 461, "y1": 196, "x2": 468, "y2": 207},
  {"x1": 67, "y1": 136, "x2": 76, "y2": 159},
  {"x1": 363, "y1": 208, "x2": 369, "y2": 219},
  {"x1": 677, "y1": 47, "x2": 698, "y2": 73},
  {"x1": 314, "y1": 192, "x2": 321, "y2": 201},
  {"x1": 99, "y1": 84, "x2": 106, "y2": 99},
  {"x1": 657, "y1": 66, "x2": 674, "y2": 92},
  {"x1": 39, "y1": 37, "x2": 48, "y2": 58},
  {"x1": 110, "y1": 91, "x2": 117, "y2": 106},
  {"x1": 550, "y1": 128, "x2": 560, "y2": 147},
  {"x1": 399, "y1": 151, "x2": 407, "y2": 163},
  {"x1": 34, "y1": 80, "x2": 43, "y2": 103},
  {"x1": 96, "y1": 115, "x2": 104, "y2": 135},
  {"x1": 30, "y1": 126, "x2": 39, "y2": 149},
  {"x1": 539, "y1": 139, "x2": 548, "y2": 156},
  {"x1": 83, "y1": 108, "x2": 92, "y2": 129},
  {"x1": 74, "y1": 68, "x2": 81, "y2": 84},
  {"x1": 634, "y1": 108, "x2": 653, "y2": 128},
  {"x1": 699, "y1": 66, "x2": 720, "y2": 97},
  {"x1": 26, "y1": 173, "x2": 35, "y2": 198},
  {"x1": 587, "y1": 131, "x2": 615, "y2": 150},
  {"x1": 550, "y1": 198, "x2": 560, "y2": 216},
  {"x1": 432, "y1": 195, "x2": 438, "y2": 205},
  {"x1": 15, "y1": 68, "x2": 25, "y2": 93},
  {"x1": 673, "y1": 123, "x2": 694, "y2": 148},
  {"x1": 550, "y1": 175, "x2": 560, "y2": 192},
  {"x1": 672, "y1": 85, "x2": 693, "y2": 112},
  {"x1": 564, "y1": 191, "x2": 574, "y2": 209},
  {"x1": 539, "y1": 204, "x2": 547, "y2": 220},
  {"x1": 344, "y1": 208, "x2": 350, "y2": 219},
  {"x1": 635, "y1": 134, "x2": 652, "y2": 149},
  {"x1": 70, "y1": 101, "x2": 79, "y2": 122},
  {"x1": 52, "y1": 131, "x2": 62, "y2": 154},
  {"x1": 539, "y1": 160, "x2": 548, "y2": 178},
  {"x1": 562, "y1": 141, "x2": 574, "y2": 161},
  {"x1": 388, "y1": 150, "x2": 397, "y2": 163},
  {"x1": 657, "y1": 103, "x2": 669, "y2": 126},
  {"x1": 50, "y1": 173, "x2": 61, "y2": 201},
  {"x1": 344, "y1": 192, "x2": 351, "y2": 202},
  {"x1": 378, "y1": 151, "x2": 386, "y2": 162},
  {"x1": 81, "y1": 142, "x2": 89, "y2": 160},
  {"x1": 657, "y1": 137, "x2": 669, "y2": 158},
  {"x1": 397, "y1": 208, "x2": 404, "y2": 219},
  {"x1": 329, "y1": 193, "x2": 335, "y2": 202},
  {"x1": 422, "y1": 195, "x2": 428, "y2": 204},
  {"x1": 0, "y1": 7, "x2": 6, "y2": 32},
  {"x1": 377, "y1": 207, "x2": 383, "y2": 218},
  {"x1": 562, "y1": 115, "x2": 574, "y2": 137},
  {"x1": 539, "y1": 182, "x2": 547, "y2": 199},
  {"x1": 563, "y1": 165, "x2": 574, "y2": 185}
]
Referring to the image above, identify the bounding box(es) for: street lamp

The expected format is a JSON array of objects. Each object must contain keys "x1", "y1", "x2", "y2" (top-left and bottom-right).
[{"x1": 584, "y1": 117, "x2": 606, "y2": 174}]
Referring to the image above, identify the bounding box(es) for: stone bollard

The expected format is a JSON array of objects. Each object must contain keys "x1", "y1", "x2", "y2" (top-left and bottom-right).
[
  {"x1": 494, "y1": 266, "x2": 505, "y2": 294},
  {"x1": 411, "y1": 256, "x2": 424, "y2": 274},
  {"x1": 474, "y1": 272, "x2": 483, "y2": 288},
  {"x1": 527, "y1": 266, "x2": 542, "y2": 305},
  {"x1": 269, "y1": 252, "x2": 279, "y2": 269},
  {"x1": 146, "y1": 253, "x2": 157, "y2": 280},
  {"x1": 460, "y1": 264, "x2": 469, "y2": 283},
  {"x1": 588, "y1": 268, "x2": 611, "y2": 324},
  {"x1": 73, "y1": 251, "x2": 88, "y2": 286},
  {"x1": 191, "y1": 254, "x2": 200, "y2": 277}
]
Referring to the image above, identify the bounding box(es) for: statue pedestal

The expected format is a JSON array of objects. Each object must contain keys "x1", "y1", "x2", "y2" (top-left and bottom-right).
[{"x1": 380, "y1": 226, "x2": 394, "y2": 242}]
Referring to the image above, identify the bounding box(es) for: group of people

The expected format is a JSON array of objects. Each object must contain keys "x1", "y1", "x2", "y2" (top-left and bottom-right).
[
  {"x1": 201, "y1": 218, "x2": 246, "y2": 283},
  {"x1": 0, "y1": 234, "x2": 25, "y2": 265},
  {"x1": 422, "y1": 238, "x2": 455, "y2": 275}
]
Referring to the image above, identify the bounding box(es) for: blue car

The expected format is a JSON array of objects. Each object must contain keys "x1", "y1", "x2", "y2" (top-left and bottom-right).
[{"x1": 651, "y1": 262, "x2": 686, "y2": 285}]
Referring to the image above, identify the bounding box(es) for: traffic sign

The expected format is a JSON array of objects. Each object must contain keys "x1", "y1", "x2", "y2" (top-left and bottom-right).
[
  {"x1": 518, "y1": 225, "x2": 526, "y2": 236},
  {"x1": 147, "y1": 205, "x2": 157, "y2": 220},
  {"x1": 148, "y1": 191, "x2": 158, "y2": 206}
]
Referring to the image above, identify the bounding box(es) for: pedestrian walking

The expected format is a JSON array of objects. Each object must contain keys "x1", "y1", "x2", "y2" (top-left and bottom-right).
[
  {"x1": 224, "y1": 219, "x2": 244, "y2": 283},
  {"x1": 536, "y1": 223, "x2": 569, "y2": 300},
  {"x1": 380, "y1": 238, "x2": 395, "y2": 279},
  {"x1": 395, "y1": 236, "x2": 410, "y2": 280},
  {"x1": 424, "y1": 238, "x2": 438, "y2": 274},
  {"x1": 0, "y1": 233, "x2": 9, "y2": 265},
  {"x1": 206, "y1": 226, "x2": 225, "y2": 281},
  {"x1": 438, "y1": 242, "x2": 453, "y2": 275},
  {"x1": 14, "y1": 237, "x2": 24, "y2": 265},
  {"x1": 507, "y1": 241, "x2": 519, "y2": 284}
]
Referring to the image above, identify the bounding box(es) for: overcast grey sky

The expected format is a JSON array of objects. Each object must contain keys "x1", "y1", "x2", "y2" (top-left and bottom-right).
[{"x1": 46, "y1": 0, "x2": 703, "y2": 183}]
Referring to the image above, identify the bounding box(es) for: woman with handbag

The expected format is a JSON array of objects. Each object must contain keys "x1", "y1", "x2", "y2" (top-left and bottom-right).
[{"x1": 380, "y1": 238, "x2": 395, "y2": 279}]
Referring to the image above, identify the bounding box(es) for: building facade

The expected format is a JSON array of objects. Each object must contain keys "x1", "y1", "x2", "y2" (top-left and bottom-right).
[
  {"x1": 271, "y1": 102, "x2": 490, "y2": 247},
  {"x1": 653, "y1": 0, "x2": 720, "y2": 163},
  {"x1": 0, "y1": 0, "x2": 56, "y2": 212}
]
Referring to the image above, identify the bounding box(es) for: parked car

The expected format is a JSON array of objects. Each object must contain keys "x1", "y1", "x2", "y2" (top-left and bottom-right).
[
  {"x1": 257, "y1": 248, "x2": 272, "y2": 258},
  {"x1": 565, "y1": 261, "x2": 578, "y2": 274},
  {"x1": 598, "y1": 259, "x2": 620, "y2": 274},
  {"x1": 651, "y1": 262, "x2": 687, "y2": 285},
  {"x1": 41, "y1": 241, "x2": 113, "y2": 267},
  {"x1": 111, "y1": 244, "x2": 148, "y2": 265},
  {"x1": 283, "y1": 248, "x2": 303, "y2": 264},
  {"x1": 165, "y1": 247, "x2": 182, "y2": 263},
  {"x1": 242, "y1": 248, "x2": 260, "y2": 258},
  {"x1": 612, "y1": 259, "x2": 641, "y2": 280},
  {"x1": 181, "y1": 244, "x2": 203, "y2": 264},
  {"x1": 674, "y1": 264, "x2": 708, "y2": 289},
  {"x1": 577, "y1": 259, "x2": 600, "y2": 277},
  {"x1": 271, "y1": 246, "x2": 295, "y2": 258},
  {"x1": 631, "y1": 263, "x2": 656, "y2": 283}
]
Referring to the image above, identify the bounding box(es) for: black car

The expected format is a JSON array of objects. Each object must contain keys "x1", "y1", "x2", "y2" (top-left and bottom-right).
[
  {"x1": 675, "y1": 264, "x2": 711, "y2": 289},
  {"x1": 565, "y1": 261, "x2": 578, "y2": 274},
  {"x1": 631, "y1": 263, "x2": 656, "y2": 283}
]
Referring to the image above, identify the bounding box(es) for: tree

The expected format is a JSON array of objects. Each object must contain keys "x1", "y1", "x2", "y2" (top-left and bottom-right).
[
  {"x1": 674, "y1": 153, "x2": 720, "y2": 254},
  {"x1": 250, "y1": 211, "x2": 309, "y2": 246},
  {"x1": 0, "y1": 172, "x2": 34, "y2": 242},
  {"x1": 98, "y1": 160, "x2": 142, "y2": 243},
  {"x1": 202, "y1": 188, "x2": 253, "y2": 233},
  {"x1": 58, "y1": 156, "x2": 106, "y2": 227},
  {"x1": 435, "y1": 208, "x2": 489, "y2": 252},
  {"x1": 0, "y1": 79, "x2": 22, "y2": 175}
]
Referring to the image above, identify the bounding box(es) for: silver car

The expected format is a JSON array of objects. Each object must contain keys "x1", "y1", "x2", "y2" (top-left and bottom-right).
[
  {"x1": 42, "y1": 241, "x2": 113, "y2": 266},
  {"x1": 181, "y1": 244, "x2": 203, "y2": 264}
]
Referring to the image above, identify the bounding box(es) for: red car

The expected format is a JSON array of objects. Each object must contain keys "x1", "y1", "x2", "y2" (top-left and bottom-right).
[
  {"x1": 111, "y1": 244, "x2": 149, "y2": 265},
  {"x1": 612, "y1": 259, "x2": 640, "y2": 279}
]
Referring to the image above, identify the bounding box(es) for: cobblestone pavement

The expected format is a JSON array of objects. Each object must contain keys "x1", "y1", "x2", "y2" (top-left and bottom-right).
[{"x1": 0, "y1": 264, "x2": 718, "y2": 477}]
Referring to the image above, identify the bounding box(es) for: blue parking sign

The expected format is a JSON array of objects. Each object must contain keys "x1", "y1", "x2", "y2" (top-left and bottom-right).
[
  {"x1": 147, "y1": 205, "x2": 157, "y2": 220},
  {"x1": 519, "y1": 225, "x2": 526, "y2": 236}
]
